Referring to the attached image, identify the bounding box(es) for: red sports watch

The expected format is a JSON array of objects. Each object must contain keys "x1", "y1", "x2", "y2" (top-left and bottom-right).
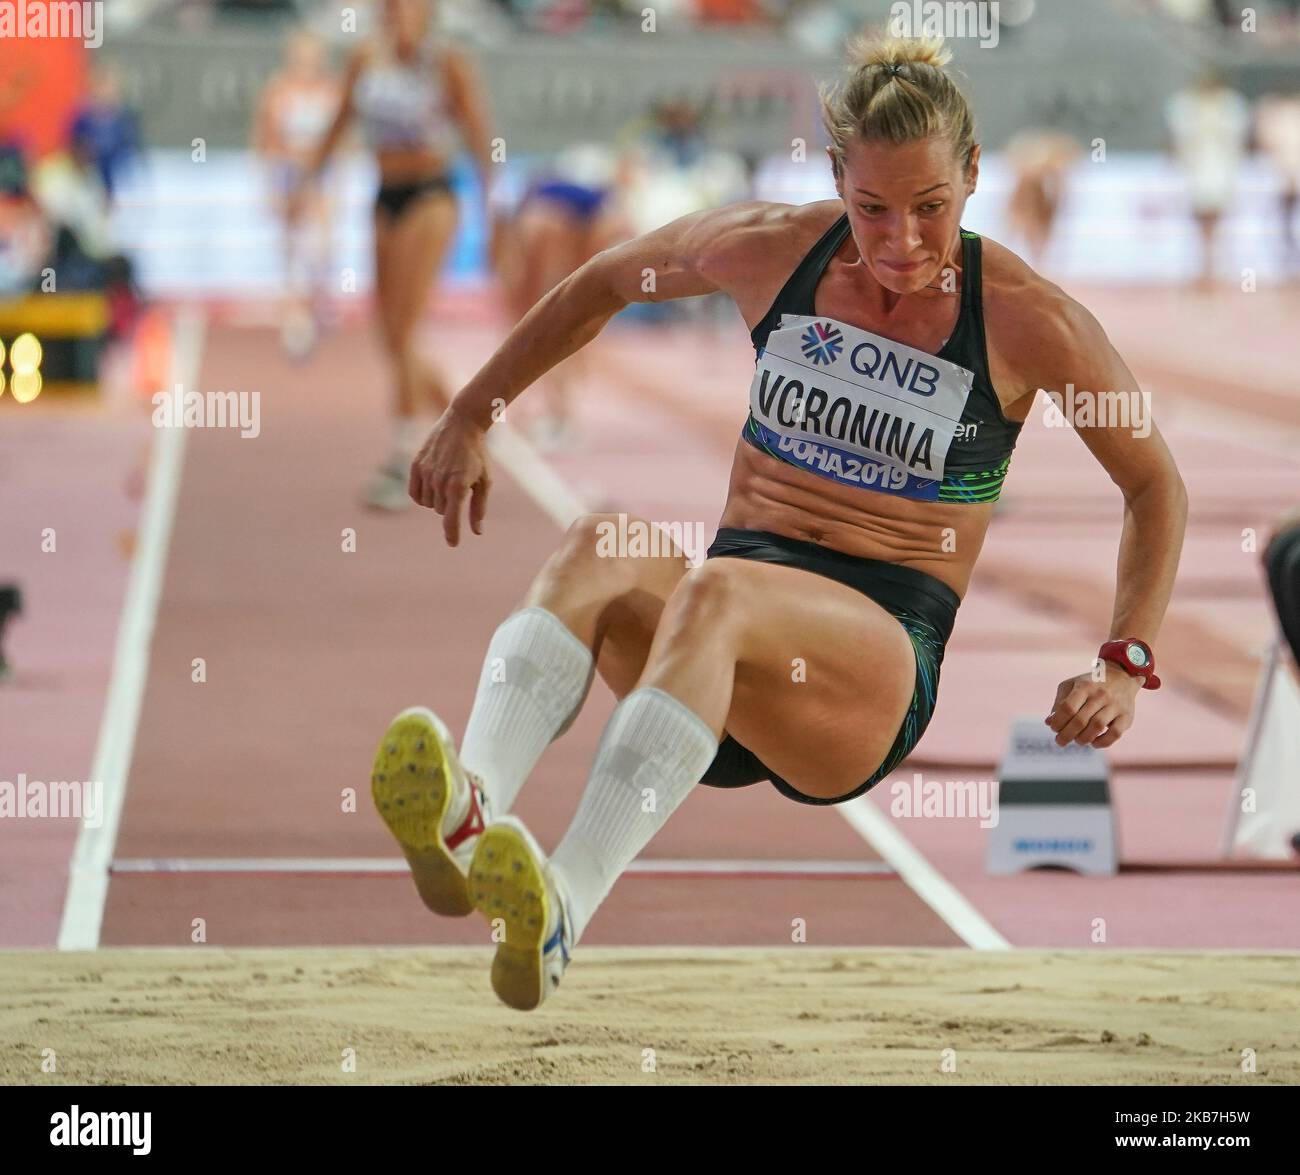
[{"x1": 1098, "y1": 637, "x2": 1161, "y2": 689}]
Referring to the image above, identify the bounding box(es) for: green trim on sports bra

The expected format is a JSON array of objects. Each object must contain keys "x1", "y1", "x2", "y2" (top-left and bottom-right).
[{"x1": 936, "y1": 455, "x2": 1012, "y2": 503}]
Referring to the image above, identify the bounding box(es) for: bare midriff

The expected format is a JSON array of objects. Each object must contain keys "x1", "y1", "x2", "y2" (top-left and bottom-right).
[
  {"x1": 718, "y1": 437, "x2": 994, "y2": 600},
  {"x1": 715, "y1": 202, "x2": 1025, "y2": 603},
  {"x1": 375, "y1": 146, "x2": 453, "y2": 185}
]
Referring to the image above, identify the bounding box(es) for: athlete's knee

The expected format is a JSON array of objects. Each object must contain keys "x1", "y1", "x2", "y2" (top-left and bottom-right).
[
  {"x1": 561, "y1": 513, "x2": 688, "y2": 567},
  {"x1": 559, "y1": 513, "x2": 624, "y2": 562},
  {"x1": 662, "y1": 559, "x2": 743, "y2": 635},
  {"x1": 532, "y1": 515, "x2": 688, "y2": 619},
  {"x1": 536, "y1": 514, "x2": 640, "y2": 596}
]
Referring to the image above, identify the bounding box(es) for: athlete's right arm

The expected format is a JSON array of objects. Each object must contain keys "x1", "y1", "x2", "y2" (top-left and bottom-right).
[
  {"x1": 302, "y1": 49, "x2": 364, "y2": 182},
  {"x1": 412, "y1": 202, "x2": 775, "y2": 545},
  {"x1": 446, "y1": 200, "x2": 771, "y2": 431}
]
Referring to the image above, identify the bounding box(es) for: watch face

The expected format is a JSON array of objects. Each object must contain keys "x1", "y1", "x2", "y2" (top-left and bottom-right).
[{"x1": 1127, "y1": 644, "x2": 1149, "y2": 668}]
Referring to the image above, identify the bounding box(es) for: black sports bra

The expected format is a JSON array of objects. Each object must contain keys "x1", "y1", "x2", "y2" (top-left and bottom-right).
[{"x1": 743, "y1": 214, "x2": 1023, "y2": 504}]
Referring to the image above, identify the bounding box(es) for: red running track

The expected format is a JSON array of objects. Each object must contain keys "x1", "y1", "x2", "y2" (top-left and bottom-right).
[{"x1": 5, "y1": 284, "x2": 1299, "y2": 951}]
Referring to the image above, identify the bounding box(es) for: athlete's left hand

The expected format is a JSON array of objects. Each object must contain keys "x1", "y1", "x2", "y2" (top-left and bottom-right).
[{"x1": 1044, "y1": 670, "x2": 1141, "y2": 748}]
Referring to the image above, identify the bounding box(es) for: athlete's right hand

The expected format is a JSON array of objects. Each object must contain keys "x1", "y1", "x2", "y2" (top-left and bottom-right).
[{"x1": 409, "y1": 405, "x2": 492, "y2": 546}]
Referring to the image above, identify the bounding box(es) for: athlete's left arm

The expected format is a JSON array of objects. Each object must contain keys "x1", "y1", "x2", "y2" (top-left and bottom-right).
[
  {"x1": 1010, "y1": 288, "x2": 1189, "y2": 748},
  {"x1": 442, "y1": 48, "x2": 494, "y2": 206}
]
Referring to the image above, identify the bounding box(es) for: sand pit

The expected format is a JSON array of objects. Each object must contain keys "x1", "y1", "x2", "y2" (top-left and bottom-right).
[{"x1": 2, "y1": 948, "x2": 1297, "y2": 1085}]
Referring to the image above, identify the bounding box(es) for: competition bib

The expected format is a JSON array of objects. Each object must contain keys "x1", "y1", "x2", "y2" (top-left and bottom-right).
[{"x1": 748, "y1": 314, "x2": 974, "y2": 501}]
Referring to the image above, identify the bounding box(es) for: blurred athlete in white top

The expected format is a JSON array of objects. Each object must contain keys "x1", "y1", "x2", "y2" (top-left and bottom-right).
[
  {"x1": 253, "y1": 29, "x2": 341, "y2": 358},
  {"x1": 298, "y1": 0, "x2": 494, "y2": 509},
  {"x1": 1166, "y1": 71, "x2": 1250, "y2": 290}
]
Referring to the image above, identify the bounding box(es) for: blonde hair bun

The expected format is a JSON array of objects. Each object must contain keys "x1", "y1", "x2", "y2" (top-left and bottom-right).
[
  {"x1": 820, "y1": 27, "x2": 974, "y2": 169},
  {"x1": 847, "y1": 32, "x2": 953, "y2": 72}
]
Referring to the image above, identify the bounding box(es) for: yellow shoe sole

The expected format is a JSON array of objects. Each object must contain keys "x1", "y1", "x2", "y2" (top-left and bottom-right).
[
  {"x1": 469, "y1": 821, "x2": 552, "y2": 1011},
  {"x1": 371, "y1": 708, "x2": 474, "y2": 917}
]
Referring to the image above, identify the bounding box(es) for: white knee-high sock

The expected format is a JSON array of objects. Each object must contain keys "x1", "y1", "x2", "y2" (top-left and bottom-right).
[
  {"x1": 550, "y1": 687, "x2": 719, "y2": 943},
  {"x1": 458, "y1": 607, "x2": 595, "y2": 816}
]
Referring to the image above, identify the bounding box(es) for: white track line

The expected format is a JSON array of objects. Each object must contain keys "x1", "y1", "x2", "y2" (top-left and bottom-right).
[
  {"x1": 836, "y1": 797, "x2": 1010, "y2": 949},
  {"x1": 111, "y1": 857, "x2": 896, "y2": 877},
  {"x1": 485, "y1": 420, "x2": 589, "y2": 528},
  {"x1": 57, "y1": 305, "x2": 207, "y2": 952}
]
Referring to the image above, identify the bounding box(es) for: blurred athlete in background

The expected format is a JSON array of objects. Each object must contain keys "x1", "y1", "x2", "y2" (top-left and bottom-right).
[
  {"x1": 254, "y1": 29, "x2": 341, "y2": 358},
  {"x1": 1003, "y1": 128, "x2": 1079, "y2": 269},
  {"x1": 297, "y1": 0, "x2": 494, "y2": 509},
  {"x1": 1166, "y1": 70, "x2": 1250, "y2": 290},
  {"x1": 491, "y1": 141, "x2": 629, "y2": 450}
]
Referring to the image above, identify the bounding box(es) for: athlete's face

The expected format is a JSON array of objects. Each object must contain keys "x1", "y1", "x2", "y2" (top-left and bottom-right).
[
  {"x1": 385, "y1": 0, "x2": 432, "y2": 47},
  {"x1": 830, "y1": 135, "x2": 979, "y2": 296},
  {"x1": 286, "y1": 33, "x2": 324, "y2": 79}
]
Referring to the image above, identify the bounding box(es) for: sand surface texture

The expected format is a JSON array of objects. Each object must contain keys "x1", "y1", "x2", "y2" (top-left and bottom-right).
[{"x1": 3, "y1": 948, "x2": 1297, "y2": 1085}]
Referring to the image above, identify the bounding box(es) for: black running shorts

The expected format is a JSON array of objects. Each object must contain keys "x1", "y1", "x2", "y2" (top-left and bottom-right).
[{"x1": 698, "y1": 527, "x2": 960, "y2": 806}]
